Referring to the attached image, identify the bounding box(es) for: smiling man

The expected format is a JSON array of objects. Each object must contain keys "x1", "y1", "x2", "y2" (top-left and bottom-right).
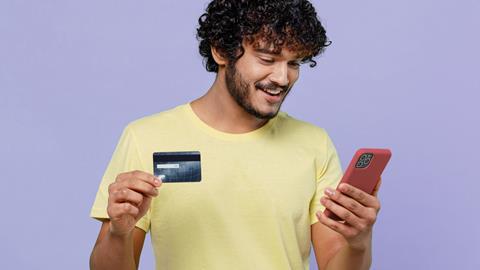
[{"x1": 89, "y1": 1, "x2": 381, "y2": 270}]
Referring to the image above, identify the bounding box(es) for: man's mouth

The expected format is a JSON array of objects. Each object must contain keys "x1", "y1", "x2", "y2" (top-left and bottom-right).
[{"x1": 258, "y1": 87, "x2": 283, "y2": 96}]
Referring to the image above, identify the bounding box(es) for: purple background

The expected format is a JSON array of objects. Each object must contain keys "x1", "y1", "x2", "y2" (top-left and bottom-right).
[{"x1": 1, "y1": 1, "x2": 479, "y2": 269}]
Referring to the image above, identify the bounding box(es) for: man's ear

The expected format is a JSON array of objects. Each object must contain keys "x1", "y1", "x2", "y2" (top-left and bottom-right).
[{"x1": 211, "y1": 46, "x2": 228, "y2": 66}]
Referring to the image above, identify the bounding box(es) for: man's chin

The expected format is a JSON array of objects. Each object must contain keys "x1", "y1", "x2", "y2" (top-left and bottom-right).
[
  {"x1": 252, "y1": 105, "x2": 281, "y2": 120},
  {"x1": 259, "y1": 112, "x2": 278, "y2": 120}
]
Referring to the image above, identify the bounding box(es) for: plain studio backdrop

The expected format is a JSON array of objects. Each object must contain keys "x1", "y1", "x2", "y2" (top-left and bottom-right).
[{"x1": 0, "y1": 1, "x2": 478, "y2": 269}]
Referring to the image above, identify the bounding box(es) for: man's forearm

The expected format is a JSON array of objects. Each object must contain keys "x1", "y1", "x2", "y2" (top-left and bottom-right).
[
  {"x1": 90, "y1": 231, "x2": 136, "y2": 270},
  {"x1": 325, "y1": 241, "x2": 372, "y2": 270}
]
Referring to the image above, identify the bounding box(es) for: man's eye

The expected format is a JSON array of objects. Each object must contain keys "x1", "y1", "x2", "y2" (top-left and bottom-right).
[
  {"x1": 260, "y1": 58, "x2": 274, "y2": 64},
  {"x1": 289, "y1": 62, "x2": 301, "y2": 67}
]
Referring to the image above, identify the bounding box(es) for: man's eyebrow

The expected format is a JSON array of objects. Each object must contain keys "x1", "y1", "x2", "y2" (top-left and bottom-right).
[
  {"x1": 254, "y1": 47, "x2": 280, "y2": 55},
  {"x1": 254, "y1": 47, "x2": 304, "y2": 61}
]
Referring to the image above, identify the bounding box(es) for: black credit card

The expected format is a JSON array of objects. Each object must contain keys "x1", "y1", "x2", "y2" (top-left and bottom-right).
[{"x1": 153, "y1": 151, "x2": 201, "y2": 183}]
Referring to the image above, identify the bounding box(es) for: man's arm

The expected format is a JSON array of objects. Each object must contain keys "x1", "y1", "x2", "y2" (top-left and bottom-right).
[
  {"x1": 90, "y1": 171, "x2": 162, "y2": 270},
  {"x1": 312, "y1": 181, "x2": 382, "y2": 270},
  {"x1": 90, "y1": 220, "x2": 146, "y2": 270},
  {"x1": 312, "y1": 222, "x2": 372, "y2": 270}
]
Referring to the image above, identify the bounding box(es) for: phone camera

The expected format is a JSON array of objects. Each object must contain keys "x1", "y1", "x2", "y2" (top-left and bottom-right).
[{"x1": 356, "y1": 153, "x2": 374, "y2": 168}]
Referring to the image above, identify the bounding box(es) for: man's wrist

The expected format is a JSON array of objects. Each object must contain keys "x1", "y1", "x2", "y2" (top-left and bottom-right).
[
  {"x1": 108, "y1": 224, "x2": 134, "y2": 241},
  {"x1": 325, "y1": 241, "x2": 372, "y2": 270},
  {"x1": 346, "y1": 242, "x2": 369, "y2": 254},
  {"x1": 346, "y1": 230, "x2": 373, "y2": 252}
]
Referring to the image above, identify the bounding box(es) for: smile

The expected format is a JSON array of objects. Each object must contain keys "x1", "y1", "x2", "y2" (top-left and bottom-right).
[{"x1": 258, "y1": 88, "x2": 283, "y2": 96}]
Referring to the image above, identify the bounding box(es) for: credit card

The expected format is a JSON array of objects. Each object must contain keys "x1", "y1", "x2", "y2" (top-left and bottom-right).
[{"x1": 153, "y1": 151, "x2": 201, "y2": 183}]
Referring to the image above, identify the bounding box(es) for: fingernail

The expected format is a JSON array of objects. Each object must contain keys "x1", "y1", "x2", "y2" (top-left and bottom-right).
[
  {"x1": 325, "y1": 188, "x2": 335, "y2": 197},
  {"x1": 320, "y1": 197, "x2": 327, "y2": 205},
  {"x1": 155, "y1": 175, "x2": 165, "y2": 186}
]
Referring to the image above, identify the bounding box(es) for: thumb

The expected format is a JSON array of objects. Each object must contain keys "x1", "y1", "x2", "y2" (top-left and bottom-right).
[
  {"x1": 137, "y1": 196, "x2": 153, "y2": 219},
  {"x1": 372, "y1": 177, "x2": 382, "y2": 197}
]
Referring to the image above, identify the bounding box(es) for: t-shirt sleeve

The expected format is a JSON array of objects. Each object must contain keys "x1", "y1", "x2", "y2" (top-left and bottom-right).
[
  {"x1": 309, "y1": 130, "x2": 344, "y2": 225},
  {"x1": 89, "y1": 124, "x2": 151, "y2": 232}
]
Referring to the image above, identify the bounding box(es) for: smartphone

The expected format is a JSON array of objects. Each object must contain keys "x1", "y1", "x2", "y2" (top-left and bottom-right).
[{"x1": 324, "y1": 148, "x2": 392, "y2": 221}]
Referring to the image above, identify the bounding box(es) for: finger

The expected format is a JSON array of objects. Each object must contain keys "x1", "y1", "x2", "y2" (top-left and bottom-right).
[
  {"x1": 132, "y1": 170, "x2": 163, "y2": 187},
  {"x1": 123, "y1": 178, "x2": 159, "y2": 197},
  {"x1": 118, "y1": 170, "x2": 162, "y2": 187},
  {"x1": 320, "y1": 197, "x2": 362, "y2": 228},
  {"x1": 114, "y1": 173, "x2": 160, "y2": 197},
  {"x1": 110, "y1": 180, "x2": 158, "y2": 198},
  {"x1": 316, "y1": 211, "x2": 356, "y2": 238},
  {"x1": 109, "y1": 188, "x2": 144, "y2": 206},
  {"x1": 338, "y1": 183, "x2": 378, "y2": 208},
  {"x1": 324, "y1": 187, "x2": 367, "y2": 218},
  {"x1": 107, "y1": 202, "x2": 139, "y2": 219}
]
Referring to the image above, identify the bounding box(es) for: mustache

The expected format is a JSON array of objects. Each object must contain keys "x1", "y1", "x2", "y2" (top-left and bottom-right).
[{"x1": 255, "y1": 82, "x2": 289, "y2": 92}]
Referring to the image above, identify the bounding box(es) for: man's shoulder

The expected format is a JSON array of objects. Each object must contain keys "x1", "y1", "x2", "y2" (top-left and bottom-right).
[
  {"x1": 276, "y1": 110, "x2": 330, "y2": 140},
  {"x1": 125, "y1": 103, "x2": 187, "y2": 133}
]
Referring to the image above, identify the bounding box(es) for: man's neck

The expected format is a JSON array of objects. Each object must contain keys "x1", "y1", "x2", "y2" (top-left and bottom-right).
[{"x1": 190, "y1": 72, "x2": 269, "y2": 134}]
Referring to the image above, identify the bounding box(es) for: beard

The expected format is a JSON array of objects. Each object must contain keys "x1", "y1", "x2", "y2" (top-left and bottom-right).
[{"x1": 225, "y1": 63, "x2": 291, "y2": 120}]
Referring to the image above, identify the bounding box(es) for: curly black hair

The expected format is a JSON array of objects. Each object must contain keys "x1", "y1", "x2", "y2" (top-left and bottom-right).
[{"x1": 196, "y1": 0, "x2": 331, "y2": 73}]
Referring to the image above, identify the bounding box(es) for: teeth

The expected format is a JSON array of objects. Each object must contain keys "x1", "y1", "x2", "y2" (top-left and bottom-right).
[{"x1": 264, "y1": 89, "x2": 282, "y2": 95}]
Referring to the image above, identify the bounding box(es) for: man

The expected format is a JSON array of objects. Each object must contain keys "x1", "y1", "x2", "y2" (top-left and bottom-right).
[{"x1": 89, "y1": 1, "x2": 381, "y2": 269}]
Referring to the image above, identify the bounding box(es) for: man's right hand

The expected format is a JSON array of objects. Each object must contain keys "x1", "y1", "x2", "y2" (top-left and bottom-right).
[{"x1": 107, "y1": 170, "x2": 162, "y2": 236}]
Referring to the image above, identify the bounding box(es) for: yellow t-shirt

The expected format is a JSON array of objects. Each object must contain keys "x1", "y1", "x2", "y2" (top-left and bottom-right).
[{"x1": 90, "y1": 103, "x2": 343, "y2": 270}]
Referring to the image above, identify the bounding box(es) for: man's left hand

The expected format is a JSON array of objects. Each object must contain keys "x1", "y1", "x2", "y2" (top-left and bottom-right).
[{"x1": 316, "y1": 180, "x2": 382, "y2": 250}]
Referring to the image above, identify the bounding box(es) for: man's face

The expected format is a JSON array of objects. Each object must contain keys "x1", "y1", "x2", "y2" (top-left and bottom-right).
[{"x1": 224, "y1": 40, "x2": 302, "y2": 119}]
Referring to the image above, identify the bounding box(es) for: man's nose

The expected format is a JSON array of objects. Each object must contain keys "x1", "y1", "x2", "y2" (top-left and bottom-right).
[{"x1": 270, "y1": 63, "x2": 289, "y2": 87}]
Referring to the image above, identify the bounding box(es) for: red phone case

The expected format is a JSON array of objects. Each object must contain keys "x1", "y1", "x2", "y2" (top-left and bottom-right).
[{"x1": 324, "y1": 148, "x2": 392, "y2": 221}]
